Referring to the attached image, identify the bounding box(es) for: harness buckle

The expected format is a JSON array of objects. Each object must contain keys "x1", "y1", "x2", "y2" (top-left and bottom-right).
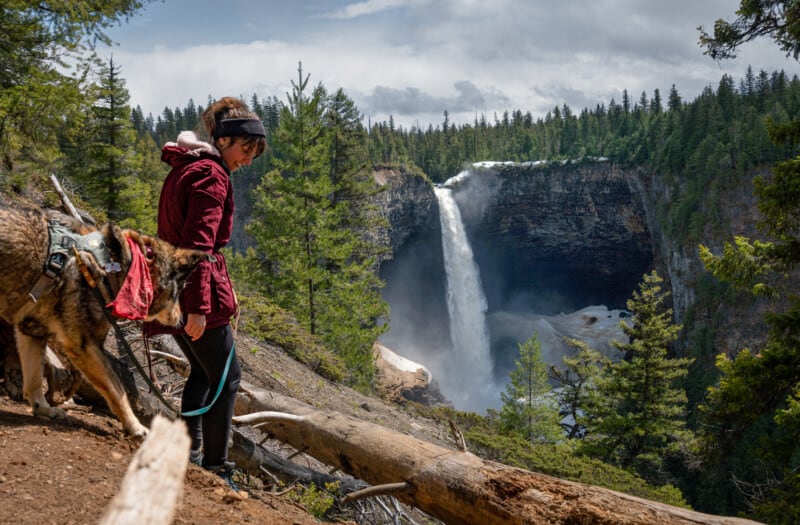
[{"x1": 44, "y1": 252, "x2": 66, "y2": 279}]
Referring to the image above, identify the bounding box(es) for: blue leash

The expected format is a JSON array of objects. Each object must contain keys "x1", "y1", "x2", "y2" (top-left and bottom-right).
[{"x1": 180, "y1": 343, "x2": 236, "y2": 417}]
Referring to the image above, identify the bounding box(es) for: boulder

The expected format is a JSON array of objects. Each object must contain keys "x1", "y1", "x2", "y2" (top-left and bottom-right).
[{"x1": 373, "y1": 343, "x2": 449, "y2": 406}]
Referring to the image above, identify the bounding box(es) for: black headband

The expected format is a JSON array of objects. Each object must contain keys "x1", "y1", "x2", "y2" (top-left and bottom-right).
[{"x1": 213, "y1": 118, "x2": 266, "y2": 138}]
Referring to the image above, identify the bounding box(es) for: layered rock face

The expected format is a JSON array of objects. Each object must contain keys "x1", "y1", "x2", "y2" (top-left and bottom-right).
[
  {"x1": 378, "y1": 161, "x2": 656, "y2": 392},
  {"x1": 370, "y1": 165, "x2": 438, "y2": 260},
  {"x1": 449, "y1": 161, "x2": 654, "y2": 314}
]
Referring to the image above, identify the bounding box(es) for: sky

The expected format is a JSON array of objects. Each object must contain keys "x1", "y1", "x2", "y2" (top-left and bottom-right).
[{"x1": 103, "y1": 0, "x2": 800, "y2": 130}]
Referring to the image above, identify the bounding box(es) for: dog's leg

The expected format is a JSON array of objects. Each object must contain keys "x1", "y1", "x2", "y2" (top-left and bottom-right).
[
  {"x1": 15, "y1": 328, "x2": 67, "y2": 420},
  {"x1": 61, "y1": 340, "x2": 148, "y2": 437}
]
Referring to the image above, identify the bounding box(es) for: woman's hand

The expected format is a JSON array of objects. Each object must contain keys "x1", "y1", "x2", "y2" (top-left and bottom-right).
[{"x1": 184, "y1": 313, "x2": 207, "y2": 341}]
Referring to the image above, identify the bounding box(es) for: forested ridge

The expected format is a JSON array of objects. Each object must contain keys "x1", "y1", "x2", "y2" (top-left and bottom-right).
[{"x1": 2, "y1": 1, "x2": 800, "y2": 523}]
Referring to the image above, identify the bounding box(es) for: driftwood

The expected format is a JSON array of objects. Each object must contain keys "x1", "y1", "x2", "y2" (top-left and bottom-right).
[
  {"x1": 234, "y1": 381, "x2": 760, "y2": 525},
  {"x1": 99, "y1": 415, "x2": 190, "y2": 525}
]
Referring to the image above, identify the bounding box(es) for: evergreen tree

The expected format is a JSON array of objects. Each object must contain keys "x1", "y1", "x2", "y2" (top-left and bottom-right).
[
  {"x1": 499, "y1": 333, "x2": 563, "y2": 443},
  {"x1": 249, "y1": 64, "x2": 387, "y2": 390},
  {"x1": 699, "y1": 0, "x2": 800, "y2": 60},
  {"x1": 697, "y1": 127, "x2": 800, "y2": 522},
  {"x1": 581, "y1": 271, "x2": 693, "y2": 482},
  {"x1": 0, "y1": 1, "x2": 148, "y2": 181},
  {"x1": 62, "y1": 56, "x2": 145, "y2": 222},
  {"x1": 550, "y1": 338, "x2": 608, "y2": 439},
  {"x1": 697, "y1": 4, "x2": 800, "y2": 519},
  {"x1": 122, "y1": 132, "x2": 165, "y2": 233},
  {"x1": 251, "y1": 64, "x2": 329, "y2": 333},
  {"x1": 63, "y1": 56, "x2": 162, "y2": 227}
]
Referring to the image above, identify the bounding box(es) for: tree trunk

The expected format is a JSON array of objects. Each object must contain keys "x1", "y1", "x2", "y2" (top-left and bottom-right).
[
  {"x1": 99, "y1": 415, "x2": 189, "y2": 525},
  {"x1": 234, "y1": 381, "x2": 760, "y2": 525},
  {"x1": 229, "y1": 428, "x2": 366, "y2": 493}
]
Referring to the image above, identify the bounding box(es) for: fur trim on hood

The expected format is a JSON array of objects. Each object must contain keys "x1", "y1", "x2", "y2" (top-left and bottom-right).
[{"x1": 165, "y1": 131, "x2": 220, "y2": 157}]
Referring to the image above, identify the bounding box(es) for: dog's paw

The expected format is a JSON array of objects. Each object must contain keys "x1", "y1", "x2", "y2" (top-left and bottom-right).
[
  {"x1": 32, "y1": 404, "x2": 67, "y2": 421},
  {"x1": 124, "y1": 421, "x2": 149, "y2": 438}
]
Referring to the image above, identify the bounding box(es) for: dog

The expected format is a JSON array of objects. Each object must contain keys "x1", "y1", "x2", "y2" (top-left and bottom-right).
[{"x1": 0, "y1": 205, "x2": 207, "y2": 437}]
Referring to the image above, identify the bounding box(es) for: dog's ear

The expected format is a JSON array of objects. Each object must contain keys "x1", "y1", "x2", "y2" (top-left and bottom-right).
[
  {"x1": 102, "y1": 223, "x2": 132, "y2": 266},
  {"x1": 121, "y1": 229, "x2": 149, "y2": 262}
]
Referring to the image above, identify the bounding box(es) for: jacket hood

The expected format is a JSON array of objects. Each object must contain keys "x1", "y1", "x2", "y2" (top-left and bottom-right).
[{"x1": 161, "y1": 131, "x2": 224, "y2": 170}]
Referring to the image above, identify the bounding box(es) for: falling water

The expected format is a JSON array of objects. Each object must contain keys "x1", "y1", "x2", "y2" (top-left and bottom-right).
[{"x1": 435, "y1": 171, "x2": 494, "y2": 411}]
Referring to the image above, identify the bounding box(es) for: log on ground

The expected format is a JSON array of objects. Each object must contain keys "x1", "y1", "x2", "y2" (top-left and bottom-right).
[
  {"x1": 233, "y1": 381, "x2": 760, "y2": 525},
  {"x1": 98, "y1": 415, "x2": 190, "y2": 525}
]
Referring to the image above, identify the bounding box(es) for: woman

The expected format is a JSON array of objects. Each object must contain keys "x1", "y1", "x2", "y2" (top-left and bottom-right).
[{"x1": 146, "y1": 97, "x2": 266, "y2": 491}]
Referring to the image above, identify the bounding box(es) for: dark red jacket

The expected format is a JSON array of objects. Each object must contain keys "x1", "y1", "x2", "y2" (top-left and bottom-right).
[{"x1": 145, "y1": 144, "x2": 237, "y2": 335}]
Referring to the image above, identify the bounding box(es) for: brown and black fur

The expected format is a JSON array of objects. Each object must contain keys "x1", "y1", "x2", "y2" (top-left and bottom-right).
[{"x1": 0, "y1": 206, "x2": 207, "y2": 436}]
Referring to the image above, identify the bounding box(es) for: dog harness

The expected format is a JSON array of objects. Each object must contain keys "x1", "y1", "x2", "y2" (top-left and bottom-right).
[
  {"x1": 4, "y1": 222, "x2": 121, "y2": 320},
  {"x1": 34, "y1": 223, "x2": 120, "y2": 297}
]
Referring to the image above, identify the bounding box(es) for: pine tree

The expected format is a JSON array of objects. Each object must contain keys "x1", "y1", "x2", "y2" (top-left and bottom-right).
[
  {"x1": 581, "y1": 271, "x2": 693, "y2": 481},
  {"x1": 63, "y1": 56, "x2": 149, "y2": 223},
  {"x1": 550, "y1": 338, "x2": 608, "y2": 439},
  {"x1": 251, "y1": 64, "x2": 329, "y2": 332},
  {"x1": 0, "y1": 1, "x2": 147, "y2": 180},
  {"x1": 667, "y1": 84, "x2": 682, "y2": 112},
  {"x1": 248, "y1": 64, "x2": 388, "y2": 390},
  {"x1": 697, "y1": 5, "x2": 800, "y2": 518},
  {"x1": 499, "y1": 333, "x2": 563, "y2": 443}
]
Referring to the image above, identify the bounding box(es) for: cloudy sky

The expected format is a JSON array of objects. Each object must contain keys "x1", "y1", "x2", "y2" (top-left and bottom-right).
[{"x1": 104, "y1": 0, "x2": 799, "y2": 129}]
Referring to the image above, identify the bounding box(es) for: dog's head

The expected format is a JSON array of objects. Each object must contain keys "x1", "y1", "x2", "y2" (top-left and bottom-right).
[{"x1": 103, "y1": 225, "x2": 208, "y2": 327}]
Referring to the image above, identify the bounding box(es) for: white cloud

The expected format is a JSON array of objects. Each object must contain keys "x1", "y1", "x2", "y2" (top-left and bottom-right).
[
  {"x1": 325, "y1": 0, "x2": 422, "y2": 19},
  {"x1": 107, "y1": 0, "x2": 799, "y2": 130}
]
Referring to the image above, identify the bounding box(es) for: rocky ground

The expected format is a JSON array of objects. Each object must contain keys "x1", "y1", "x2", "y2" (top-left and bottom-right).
[{"x1": 0, "y1": 330, "x2": 454, "y2": 524}]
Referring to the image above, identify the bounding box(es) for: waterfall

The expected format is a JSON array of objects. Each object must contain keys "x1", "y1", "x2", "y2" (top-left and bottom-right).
[{"x1": 435, "y1": 171, "x2": 494, "y2": 411}]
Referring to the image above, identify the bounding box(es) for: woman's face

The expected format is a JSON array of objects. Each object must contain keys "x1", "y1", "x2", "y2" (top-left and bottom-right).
[{"x1": 218, "y1": 137, "x2": 257, "y2": 172}]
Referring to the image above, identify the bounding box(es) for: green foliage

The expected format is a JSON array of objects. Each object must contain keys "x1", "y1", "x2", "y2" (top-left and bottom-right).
[
  {"x1": 697, "y1": 111, "x2": 800, "y2": 518},
  {"x1": 679, "y1": 272, "x2": 739, "y2": 423},
  {"x1": 699, "y1": 1, "x2": 800, "y2": 60},
  {"x1": 246, "y1": 65, "x2": 388, "y2": 391},
  {"x1": 61, "y1": 57, "x2": 162, "y2": 226},
  {"x1": 691, "y1": 4, "x2": 800, "y2": 516},
  {"x1": 550, "y1": 338, "x2": 609, "y2": 439},
  {"x1": 413, "y1": 404, "x2": 687, "y2": 508},
  {"x1": 285, "y1": 481, "x2": 339, "y2": 519},
  {"x1": 751, "y1": 470, "x2": 800, "y2": 525},
  {"x1": 581, "y1": 271, "x2": 694, "y2": 483},
  {"x1": 226, "y1": 250, "x2": 345, "y2": 383},
  {"x1": 499, "y1": 333, "x2": 563, "y2": 443},
  {"x1": 699, "y1": 237, "x2": 781, "y2": 298},
  {"x1": 0, "y1": 1, "x2": 149, "y2": 182}
]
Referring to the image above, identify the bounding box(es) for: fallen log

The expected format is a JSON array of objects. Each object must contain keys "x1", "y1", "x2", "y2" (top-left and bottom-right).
[
  {"x1": 234, "y1": 381, "x2": 760, "y2": 525},
  {"x1": 229, "y1": 428, "x2": 366, "y2": 493},
  {"x1": 99, "y1": 415, "x2": 189, "y2": 525}
]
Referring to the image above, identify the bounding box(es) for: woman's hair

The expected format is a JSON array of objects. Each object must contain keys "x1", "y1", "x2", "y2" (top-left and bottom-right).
[{"x1": 202, "y1": 97, "x2": 267, "y2": 158}]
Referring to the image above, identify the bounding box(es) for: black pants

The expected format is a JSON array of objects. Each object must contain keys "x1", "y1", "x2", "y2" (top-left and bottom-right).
[{"x1": 174, "y1": 324, "x2": 241, "y2": 468}]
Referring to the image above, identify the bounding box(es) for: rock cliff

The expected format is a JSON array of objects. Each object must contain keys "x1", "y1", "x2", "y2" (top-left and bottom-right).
[
  {"x1": 448, "y1": 160, "x2": 654, "y2": 313},
  {"x1": 370, "y1": 164, "x2": 437, "y2": 261},
  {"x1": 377, "y1": 159, "x2": 774, "y2": 378}
]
